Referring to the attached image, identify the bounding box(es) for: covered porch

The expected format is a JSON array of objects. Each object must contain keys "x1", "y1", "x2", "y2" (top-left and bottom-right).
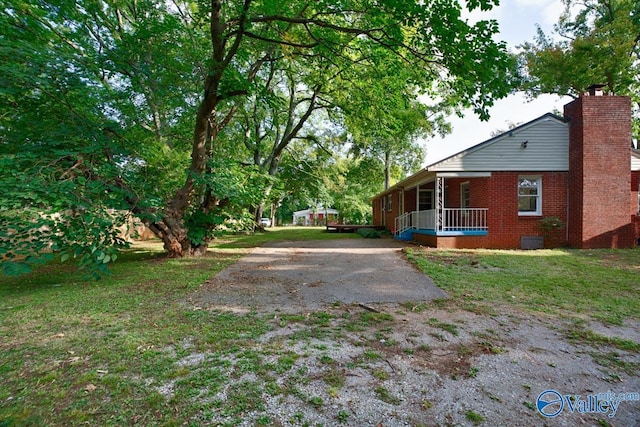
[
  {"x1": 395, "y1": 208, "x2": 488, "y2": 238},
  {"x1": 391, "y1": 172, "x2": 490, "y2": 243}
]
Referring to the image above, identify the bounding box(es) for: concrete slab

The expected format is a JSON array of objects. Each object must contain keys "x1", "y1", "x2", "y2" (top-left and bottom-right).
[{"x1": 189, "y1": 238, "x2": 446, "y2": 313}]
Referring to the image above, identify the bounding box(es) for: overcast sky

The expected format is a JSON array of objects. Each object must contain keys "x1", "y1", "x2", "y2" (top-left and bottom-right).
[{"x1": 423, "y1": 0, "x2": 572, "y2": 164}]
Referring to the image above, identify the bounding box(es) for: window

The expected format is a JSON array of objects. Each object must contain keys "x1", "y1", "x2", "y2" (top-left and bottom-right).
[
  {"x1": 419, "y1": 190, "x2": 433, "y2": 211},
  {"x1": 460, "y1": 182, "x2": 470, "y2": 209},
  {"x1": 387, "y1": 194, "x2": 393, "y2": 212},
  {"x1": 518, "y1": 176, "x2": 542, "y2": 216}
]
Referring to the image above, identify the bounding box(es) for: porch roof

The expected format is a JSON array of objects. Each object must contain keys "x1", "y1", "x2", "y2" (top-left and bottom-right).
[{"x1": 372, "y1": 170, "x2": 491, "y2": 199}]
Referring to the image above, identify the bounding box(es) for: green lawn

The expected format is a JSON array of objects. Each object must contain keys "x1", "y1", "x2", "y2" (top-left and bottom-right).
[
  {"x1": 0, "y1": 227, "x2": 356, "y2": 426},
  {"x1": 405, "y1": 247, "x2": 640, "y2": 325},
  {"x1": 1, "y1": 230, "x2": 638, "y2": 425}
]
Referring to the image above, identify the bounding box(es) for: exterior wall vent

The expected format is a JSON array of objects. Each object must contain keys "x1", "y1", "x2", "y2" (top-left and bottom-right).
[{"x1": 520, "y1": 236, "x2": 544, "y2": 250}]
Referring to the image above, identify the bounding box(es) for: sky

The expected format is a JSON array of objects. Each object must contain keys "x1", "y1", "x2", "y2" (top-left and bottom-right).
[{"x1": 423, "y1": 0, "x2": 572, "y2": 165}]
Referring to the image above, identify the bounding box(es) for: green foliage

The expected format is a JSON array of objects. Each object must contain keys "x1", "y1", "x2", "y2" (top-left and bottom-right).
[
  {"x1": 356, "y1": 228, "x2": 381, "y2": 238},
  {"x1": 519, "y1": 0, "x2": 640, "y2": 139},
  {"x1": 466, "y1": 410, "x2": 485, "y2": 425},
  {"x1": 0, "y1": 208, "x2": 129, "y2": 279},
  {"x1": 538, "y1": 216, "x2": 566, "y2": 248},
  {"x1": 539, "y1": 216, "x2": 565, "y2": 233},
  {"x1": 1, "y1": 0, "x2": 515, "y2": 275}
]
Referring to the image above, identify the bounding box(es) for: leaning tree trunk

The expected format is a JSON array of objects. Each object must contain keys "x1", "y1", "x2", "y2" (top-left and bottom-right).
[
  {"x1": 146, "y1": 0, "x2": 230, "y2": 257},
  {"x1": 148, "y1": 81, "x2": 218, "y2": 257},
  {"x1": 147, "y1": 213, "x2": 194, "y2": 257}
]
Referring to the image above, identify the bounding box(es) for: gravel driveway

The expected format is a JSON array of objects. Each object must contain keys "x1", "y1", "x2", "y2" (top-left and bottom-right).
[
  {"x1": 190, "y1": 238, "x2": 446, "y2": 313},
  {"x1": 185, "y1": 238, "x2": 640, "y2": 426}
]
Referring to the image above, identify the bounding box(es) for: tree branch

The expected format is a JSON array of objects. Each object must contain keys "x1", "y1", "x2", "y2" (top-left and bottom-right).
[{"x1": 243, "y1": 31, "x2": 319, "y2": 49}]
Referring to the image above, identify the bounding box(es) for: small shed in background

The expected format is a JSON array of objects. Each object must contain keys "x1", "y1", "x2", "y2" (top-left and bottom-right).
[{"x1": 293, "y1": 206, "x2": 339, "y2": 226}]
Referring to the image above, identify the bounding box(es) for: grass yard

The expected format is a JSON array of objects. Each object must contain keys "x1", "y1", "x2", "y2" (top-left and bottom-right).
[
  {"x1": 0, "y1": 227, "x2": 356, "y2": 426},
  {"x1": 404, "y1": 247, "x2": 640, "y2": 325},
  {"x1": 1, "y1": 229, "x2": 638, "y2": 426}
]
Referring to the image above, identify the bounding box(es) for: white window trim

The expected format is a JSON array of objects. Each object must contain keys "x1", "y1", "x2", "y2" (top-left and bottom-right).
[
  {"x1": 518, "y1": 176, "x2": 542, "y2": 216},
  {"x1": 460, "y1": 181, "x2": 470, "y2": 209}
]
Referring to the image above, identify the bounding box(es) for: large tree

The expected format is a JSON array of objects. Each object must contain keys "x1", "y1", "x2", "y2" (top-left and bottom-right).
[
  {"x1": 1, "y1": 0, "x2": 514, "y2": 275},
  {"x1": 343, "y1": 66, "x2": 452, "y2": 189},
  {"x1": 519, "y1": 0, "x2": 640, "y2": 140},
  {"x1": 229, "y1": 51, "x2": 340, "y2": 226}
]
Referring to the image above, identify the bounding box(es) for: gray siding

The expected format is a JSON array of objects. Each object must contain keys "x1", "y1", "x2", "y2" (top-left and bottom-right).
[{"x1": 429, "y1": 117, "x2": 569, "y2": 172}]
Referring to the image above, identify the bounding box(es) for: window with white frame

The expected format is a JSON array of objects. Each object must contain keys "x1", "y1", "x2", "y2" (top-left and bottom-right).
[
  {"x1": 518, "y1": 176, "x2": 542, "y2": 215},
  {"x1": 460, "y1": 182, "x2": 470, "y2": 209}
]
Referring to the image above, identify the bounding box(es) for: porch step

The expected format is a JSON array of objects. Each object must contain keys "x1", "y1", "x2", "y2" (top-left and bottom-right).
[{"x1": 395, "y1": 230, "x2": 414, "y2": 241}]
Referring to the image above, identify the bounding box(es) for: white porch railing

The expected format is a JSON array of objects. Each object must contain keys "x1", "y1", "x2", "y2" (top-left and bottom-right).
[
  {"x1": 441, "y1": 208, "x2": 488, "y2": 232},
  {"x1": 395, "y1": 208, "x2": 488, "y2": 236}
]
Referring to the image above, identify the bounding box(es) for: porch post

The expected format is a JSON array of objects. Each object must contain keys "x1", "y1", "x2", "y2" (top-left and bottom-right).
[
  {"x1": 435, "y1": 176, "x2": 445, "y2": 231},
  {"x1": 416, "y1": 184, "x2": 420, "y2": 212}
]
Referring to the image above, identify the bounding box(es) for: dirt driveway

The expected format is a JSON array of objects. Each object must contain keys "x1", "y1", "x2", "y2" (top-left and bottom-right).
[
  {"x1": 190, "y1": 238, "x2": 446, "y2": 313},
  {"x1": 186, "y1": 238, "x2": 640, "y2": 426}
]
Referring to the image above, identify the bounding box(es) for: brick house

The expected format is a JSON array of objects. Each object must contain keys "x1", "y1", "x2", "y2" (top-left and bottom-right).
[{"x1": 371, "y1": 92, "x2": 640, "y2": 249}]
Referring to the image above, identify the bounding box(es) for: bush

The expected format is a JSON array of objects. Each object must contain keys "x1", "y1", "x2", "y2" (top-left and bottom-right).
[
  {"x1": 357, "y1": 228, "x2": 381, "y2": 238},
  {"x1": 539, "y1": 216, "x2": 566, "y2": 248}
]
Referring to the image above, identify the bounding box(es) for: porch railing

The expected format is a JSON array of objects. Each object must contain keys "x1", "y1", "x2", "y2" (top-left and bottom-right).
[
  {"x1": 441, "y1": 208, "x2": 488, "y2": 232},
  {"x1": 395, "y1": 208, "x2": 487, "y2": 236}
]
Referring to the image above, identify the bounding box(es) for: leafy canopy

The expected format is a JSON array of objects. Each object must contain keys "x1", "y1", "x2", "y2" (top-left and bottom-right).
[{"x1": 1, "y1": 0, "x2": 515, "y2": 276}]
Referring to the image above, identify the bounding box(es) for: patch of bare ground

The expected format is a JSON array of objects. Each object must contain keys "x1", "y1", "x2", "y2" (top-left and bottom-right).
[{"x1": 171, "y1": 302, "x2": 640, "y2": 426}]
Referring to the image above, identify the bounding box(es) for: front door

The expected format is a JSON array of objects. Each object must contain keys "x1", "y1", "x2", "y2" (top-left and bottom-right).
[{"x1": 419, "y1": 189, "x2": 433, "y2": 211}]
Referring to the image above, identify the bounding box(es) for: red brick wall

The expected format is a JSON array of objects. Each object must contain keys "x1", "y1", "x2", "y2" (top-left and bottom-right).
[
  {"x1": 379, "y1": 191, "x2": 401, "y2": 232},
  {"x1": 564, "y1": 95, "x2": 634, "y2": 248},
  {"x1": 413, "y1": 233, "x2": 490, "y2": 249},
  {"x1": 444, "y1": 178, "x2": 489, "y2": 208},
  {"x1": 372, "y1": 198, "x2": 381, "y2": 226},
  {"x1": 371, "y1": 188, "x2": 426, "y2": 230},
  {"x1": 404, "y1": 189, "x2": 417, "y2": 213},
  {"x1": 484, "y1": 172, "x2": 568, "y2": 249},
  {"x1": 445, "y1": 179, "x2": 462, "y2": 208}
]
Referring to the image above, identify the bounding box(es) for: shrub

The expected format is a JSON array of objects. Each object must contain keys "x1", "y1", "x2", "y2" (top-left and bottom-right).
[{"x1": 357, "y1": 228, "x2": 381, "y2": 238}]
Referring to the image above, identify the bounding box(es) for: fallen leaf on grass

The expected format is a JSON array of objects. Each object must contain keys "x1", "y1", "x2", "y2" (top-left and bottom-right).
[{"x1": 85, "y1": 384, "x2": 97, "y2": 392}]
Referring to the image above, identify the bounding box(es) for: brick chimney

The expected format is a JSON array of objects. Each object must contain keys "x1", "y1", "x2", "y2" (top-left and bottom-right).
[{"x1": 564, "y1": 90, "x2": 633, "y2": 248}]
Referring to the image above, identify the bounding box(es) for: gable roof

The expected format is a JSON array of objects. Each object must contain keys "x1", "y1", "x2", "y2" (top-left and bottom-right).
[
  {"x1": 374, "y1": 112, "x2": 638, "y2": 200},
  {"x1": 373, "y1": 113, "x2": 569, "y2": 198},
  {"x1": 426, "y1": 113, "x2": 569, "y2": 172}
]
